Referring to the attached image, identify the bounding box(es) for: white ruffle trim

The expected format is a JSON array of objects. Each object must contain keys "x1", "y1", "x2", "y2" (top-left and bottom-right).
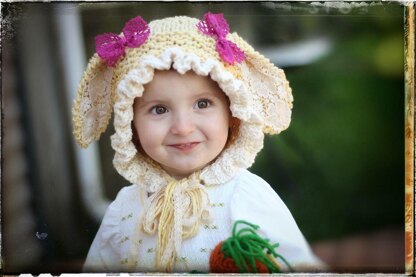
[{"x1": 111, "y1": 47, "x2": 264, "y2": 192}]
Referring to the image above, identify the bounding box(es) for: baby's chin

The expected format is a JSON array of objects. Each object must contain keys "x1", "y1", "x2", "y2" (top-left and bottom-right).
[{"x1": 160, "y1": 163, "x2": 207, "y2": 180}]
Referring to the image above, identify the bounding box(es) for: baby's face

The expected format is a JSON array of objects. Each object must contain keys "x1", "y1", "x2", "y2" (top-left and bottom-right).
[{"x1": 133, "y1": 70, "x2": 230, "y2": 179}]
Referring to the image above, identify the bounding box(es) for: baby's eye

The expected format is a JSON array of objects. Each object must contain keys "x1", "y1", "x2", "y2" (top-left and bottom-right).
[
  {"x1": 151, "y1": 105, "x2": 168, "y2": 115},
  {"x1": 195, "y1": 99, "x2": 212, "y2": 109}
]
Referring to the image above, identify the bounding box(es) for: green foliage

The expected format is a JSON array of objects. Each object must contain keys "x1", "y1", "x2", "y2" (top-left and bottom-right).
[{"x1": 251, "y1": 7, "x2": 404, "y2": 241}]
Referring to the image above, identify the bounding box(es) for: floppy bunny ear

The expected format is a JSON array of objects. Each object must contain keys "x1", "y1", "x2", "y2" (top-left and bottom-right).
[
  {"x1": 72, "y1": 54, "x2": 114, "y2": 148},
  {"x1": 231, "y1": 34, "x2": 293, "y2": 135}
]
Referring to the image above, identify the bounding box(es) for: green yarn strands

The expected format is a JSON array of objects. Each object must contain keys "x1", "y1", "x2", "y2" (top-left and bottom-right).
[{"x1": 220, "y1": 220, "x2": 293, "y2": 273}]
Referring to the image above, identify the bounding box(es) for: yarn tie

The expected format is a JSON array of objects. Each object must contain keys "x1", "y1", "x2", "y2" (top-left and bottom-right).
[
  {"x1": 141, "y1": 173, "x2": 212, "y2": 272},
  {"x1": 197, "y1": 12, "x2": 245, "y2": 65},
  {"x1": 95, "y1": 16, "x2": 150, "y2": 67}
]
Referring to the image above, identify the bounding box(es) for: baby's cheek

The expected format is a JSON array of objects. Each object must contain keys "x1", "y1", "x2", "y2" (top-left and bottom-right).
[
  {"x1": 211, "y1": 114, "x2": 230, "y2": 141},
  {"x1": 136, "y1": 122, "x2": 161, "y2": 147},
  {"x1": 144, "y1": 129, "x2": 161, "y2": 143}
]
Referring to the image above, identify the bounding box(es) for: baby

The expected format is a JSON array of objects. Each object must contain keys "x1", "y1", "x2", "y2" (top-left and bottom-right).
[{"x1": 72, "y1": 13, "x2": 323, "y2": 273}]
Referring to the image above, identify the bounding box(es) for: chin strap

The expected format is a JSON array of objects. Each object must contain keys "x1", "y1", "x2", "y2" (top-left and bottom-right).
[{"x1": 141, "y1": 172, "x2": 212, "y2": 272}]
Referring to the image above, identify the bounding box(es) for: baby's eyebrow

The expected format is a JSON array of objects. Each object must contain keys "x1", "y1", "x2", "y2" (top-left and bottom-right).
[
  {"x1": 193, "y1": 90, "x2": 223, "y2": 98},
  {"x1": 136, "y1": 88, "x2": 223, "y2": 106},
  {"x1": 135, "y1": 98, "x2": 167, "y2": 108}
]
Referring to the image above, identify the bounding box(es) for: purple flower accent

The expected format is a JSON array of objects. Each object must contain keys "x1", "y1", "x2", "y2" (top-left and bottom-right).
[
  {"x1": 197, "y1": 12, "x2": 245, "y2": 65},
  {"x1": 95, "y1": 16, "x2": 150, "y2": 67}
]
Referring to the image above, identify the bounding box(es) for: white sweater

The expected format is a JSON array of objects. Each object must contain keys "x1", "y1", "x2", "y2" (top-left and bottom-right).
[{"x1": 84, "y1": 169, "x2": 323, "y2": 273}]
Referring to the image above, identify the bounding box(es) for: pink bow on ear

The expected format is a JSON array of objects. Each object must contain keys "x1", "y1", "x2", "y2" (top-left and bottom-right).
[
  {"x1": 197, "y1": 12, "x2": 245, "y2": 65},
  {"x1": 95, "y1": 16, "x2": 150, "y2": 67}
]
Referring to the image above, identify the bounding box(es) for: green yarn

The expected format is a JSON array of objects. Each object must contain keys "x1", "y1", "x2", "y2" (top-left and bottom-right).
[{"x1": 220, "y1": 220, "x2": 293, "y2": 273}]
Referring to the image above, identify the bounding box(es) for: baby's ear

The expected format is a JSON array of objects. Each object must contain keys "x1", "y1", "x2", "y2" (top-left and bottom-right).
[
  {"x1": 230, "y1": 34, "x2": 293, "y2": 135},
  {"x1": 72, "y1": 54, "x2": 114, "y2": 148}
]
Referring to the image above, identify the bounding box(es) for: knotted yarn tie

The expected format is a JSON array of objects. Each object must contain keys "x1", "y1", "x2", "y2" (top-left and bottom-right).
[{"x1": 141, "y1": 173, "x2": 212, "y2": 272}]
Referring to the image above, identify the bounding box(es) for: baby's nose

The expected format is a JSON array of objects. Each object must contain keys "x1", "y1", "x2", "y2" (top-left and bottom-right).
[{"x1": 170, "y1": 113, "x2": 196, "y2": 136}]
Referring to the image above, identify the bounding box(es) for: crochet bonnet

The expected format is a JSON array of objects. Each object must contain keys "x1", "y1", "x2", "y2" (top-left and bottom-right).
[{"x1": 72, "y1": 13, "x2": 293, "y2": 271}]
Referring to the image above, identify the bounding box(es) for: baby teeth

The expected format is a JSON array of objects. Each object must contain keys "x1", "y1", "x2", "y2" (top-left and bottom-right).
[{"x1": 175, "y1": 142, "x2": 196, "y2": 149}]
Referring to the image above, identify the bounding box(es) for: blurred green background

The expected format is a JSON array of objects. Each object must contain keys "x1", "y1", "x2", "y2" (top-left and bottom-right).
[
  {"x1": 250, "y1": 4, "x2": 404, "y2": 241},
  {"x1": 2, "y1": 2, "x2": 406, "y2": 274}
]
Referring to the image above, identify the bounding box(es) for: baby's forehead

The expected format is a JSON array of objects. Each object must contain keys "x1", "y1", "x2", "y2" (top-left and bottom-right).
[
  {"x1": 150, "y1": 69, "x2": 218, "y2": 86},
  {"x1": 142, "y1": 69, "x2": 224, "y2": 97}
]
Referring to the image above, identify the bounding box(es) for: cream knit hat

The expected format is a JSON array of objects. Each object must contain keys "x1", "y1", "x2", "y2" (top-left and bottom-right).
[
  {"x1": 73, "y1": 14, "x2": 292, "y2": 189},
  {"x1": 72, "y1": 13, "x2": 293, "y2": 271}
]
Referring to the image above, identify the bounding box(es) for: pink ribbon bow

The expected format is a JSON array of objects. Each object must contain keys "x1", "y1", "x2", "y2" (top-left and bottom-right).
[
  {"x1": 95, "y1": 16, "x2": 150, "y2": 67},
  {"x1": 197, "y1": 12, "x2": 245, "y2": 65}
]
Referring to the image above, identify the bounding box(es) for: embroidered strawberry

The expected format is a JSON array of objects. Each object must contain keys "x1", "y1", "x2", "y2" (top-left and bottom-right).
[{"x1": 209, "y1": 220, "x2": 293, "y2": 273}]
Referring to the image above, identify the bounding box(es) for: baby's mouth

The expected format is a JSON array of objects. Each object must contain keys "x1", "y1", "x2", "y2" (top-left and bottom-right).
[{"x1": 169, "y1": 142, "x2": 200, "y2": 151}]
